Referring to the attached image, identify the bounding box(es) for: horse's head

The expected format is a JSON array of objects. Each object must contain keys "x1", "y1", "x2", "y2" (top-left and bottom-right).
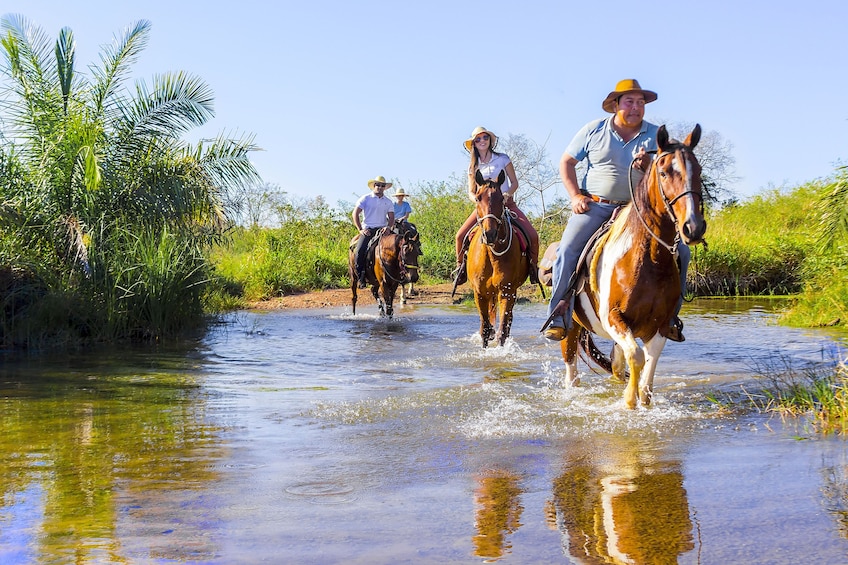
[
  {"x1": 653, "y1": 124, "x2": 707, "y2": 245},
  {"x1": 474, "y1": 169, "x2": 507, "y2": 245},
  {"x1": 398, "y1": 227, "x2": 422, "y2": 284}
]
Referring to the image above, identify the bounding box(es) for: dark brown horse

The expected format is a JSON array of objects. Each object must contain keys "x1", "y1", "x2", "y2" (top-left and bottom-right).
[
  {"x1": 560, "y1": 124, "x2": 707, "y2": 408},
  {"x1": 349, "y1": 225, "x2": 422, "y2": 317},
  {"x1": 467, "y1": 169, "x2": 531, "y2": 347}
]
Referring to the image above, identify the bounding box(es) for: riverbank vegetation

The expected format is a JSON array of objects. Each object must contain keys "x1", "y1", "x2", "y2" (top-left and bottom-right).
[{"x1": 0, "y1": 16, "x2": 258, "y2": 347}]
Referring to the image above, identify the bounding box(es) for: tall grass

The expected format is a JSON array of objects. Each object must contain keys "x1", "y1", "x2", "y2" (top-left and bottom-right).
[
  {"x1": 690, "y1": 184, "x2": 819, "y2": 295},
  {"x1": 742, "y1": 352, "x2": 848, "y2": 435}
]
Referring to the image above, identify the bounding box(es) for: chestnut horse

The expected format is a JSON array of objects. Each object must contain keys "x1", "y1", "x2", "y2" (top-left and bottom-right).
[
  {"x1": 560, "y1": 124, "x2": 707, "y2": 408},
  {"x1": 467, "y1": 169, "x2": 531, "y2": 347},
  {"x1": 349, "y1": 225, "x2": 421, "y2": 317}
]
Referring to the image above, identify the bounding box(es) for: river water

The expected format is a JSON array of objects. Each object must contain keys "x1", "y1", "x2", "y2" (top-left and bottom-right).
[{"x1": 1, "y1": 297, "x2": 847, "y2": 564}]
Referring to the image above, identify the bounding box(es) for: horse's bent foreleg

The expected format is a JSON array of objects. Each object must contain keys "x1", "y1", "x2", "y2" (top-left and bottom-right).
[
  {"x1": 560, "y1": 325, "x2": 582, "y2": 386},
  {"x1": 610, "y1": 344, "x2": 627, "y2": 384}
]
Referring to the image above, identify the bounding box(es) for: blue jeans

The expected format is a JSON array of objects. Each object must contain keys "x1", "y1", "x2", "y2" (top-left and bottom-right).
[{"x1": 546, "y1": 202, "x2": 690, "y2": 329}]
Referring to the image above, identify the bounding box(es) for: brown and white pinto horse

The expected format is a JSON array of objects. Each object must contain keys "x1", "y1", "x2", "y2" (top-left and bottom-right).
[
  {"x1": 560, "y1": 124, "x2": 707, "y2": 408},
  {"x1": 349, "y1": 226, "x2": 422, "y2": 317},
  {"x1": 468, "y1": 169, "x2": 531, "y2": 347}
]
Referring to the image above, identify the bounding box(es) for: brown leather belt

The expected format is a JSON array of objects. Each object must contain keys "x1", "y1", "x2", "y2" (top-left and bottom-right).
[{"x1": 586, "y1": 193, "x2": 628, "y2": 206}]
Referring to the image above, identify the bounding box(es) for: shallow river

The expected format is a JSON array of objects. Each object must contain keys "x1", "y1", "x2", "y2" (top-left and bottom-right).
[{"x1": 1, "y1": 297, "x2": 847, "y2": 564}]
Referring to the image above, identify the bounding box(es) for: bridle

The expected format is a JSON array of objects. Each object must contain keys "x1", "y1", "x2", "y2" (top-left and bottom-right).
[
  {"x1": 628, "y1": 146, "x2": 704, "y2": 260},
  {"x1": 476, "y1": 185, "x2": 515, "y2": 257},
  {"x1": 377, "y1": 229, "x2": 419, "y2": 284}
]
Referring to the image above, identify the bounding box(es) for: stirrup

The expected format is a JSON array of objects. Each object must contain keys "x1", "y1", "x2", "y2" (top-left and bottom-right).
[
  {"x1": 667, "y1": 317, "x2": 685, "y2": 342},
  {"x1": 450, "y1": 262, "x2": 467, "y2": 298}
]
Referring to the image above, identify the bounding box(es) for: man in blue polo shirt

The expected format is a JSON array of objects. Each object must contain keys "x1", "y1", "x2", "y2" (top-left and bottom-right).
[{"x1": 543, "y1": 79, "x2": 690, "y2": 342}]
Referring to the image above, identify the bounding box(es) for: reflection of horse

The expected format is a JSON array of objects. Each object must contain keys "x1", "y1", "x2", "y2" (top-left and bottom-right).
[
  {"x1": 547, "y1": 438, "x2": 694, "y2": 563},
  {"x1": 348, "y1": 225, "x2": 422, "y2": 317},
  {"x1": 560, "y1": 125, "x2": 707, "y2": 408},
  {"x1": 472, "y1": 469, "x2": 524, "y2": 561},
  {"x1": 395, "y1": 221, "x2": 422, "y2": 304},
  {"x1": 467, "y1": 169, "x2": 531, "y2": 347}
]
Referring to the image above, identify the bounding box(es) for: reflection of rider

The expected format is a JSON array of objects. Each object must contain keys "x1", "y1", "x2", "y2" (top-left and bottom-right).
[
  {"x1": 453, "y1": 126, "x2": 540, "y2": 286},
  {"x1": 352, "y1": 175, "x2": 395, "y2": 289},
  {"x1": 544, "y1": 79, "x2": 690, "y2": 342}
]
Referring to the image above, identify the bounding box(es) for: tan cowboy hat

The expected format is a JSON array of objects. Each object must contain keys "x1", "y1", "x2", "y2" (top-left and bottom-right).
[
  {"x1": 602, "y1": 79, "x2": 658, "y2": 113},
  {"x1": 463, "y1": 126, "x2": 498, "y2": 151},
  {"x1": 367, "y1": 175, "x2": 393, "y2": 189},
  {"x1": 393, "y1": 187, "x2": 410, "y2": 197}
]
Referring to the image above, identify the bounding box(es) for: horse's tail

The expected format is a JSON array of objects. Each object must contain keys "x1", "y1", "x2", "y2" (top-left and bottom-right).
[{"x1": 578, "y1": 328, "x2": 613, "y2": 373}]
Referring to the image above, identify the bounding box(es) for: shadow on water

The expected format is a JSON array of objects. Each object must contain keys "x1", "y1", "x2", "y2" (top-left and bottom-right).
[{"x1": 0, "y1": 297, "x2": 847, "y2": 563}]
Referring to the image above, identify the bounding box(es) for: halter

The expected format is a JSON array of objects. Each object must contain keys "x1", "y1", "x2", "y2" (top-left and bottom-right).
[
  {"x1": 628, "y1": 146, "x2": 704, "y2": 260},
  {"x1": 377, "y1": 229, "x2": 418, "y2": 284},
  {"x1": 475, "y1": 189, "x2": 515, "y2": 257}
]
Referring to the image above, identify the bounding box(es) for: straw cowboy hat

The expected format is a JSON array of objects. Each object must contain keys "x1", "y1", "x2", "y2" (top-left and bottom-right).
[
  {"x1": 367, "y1": 175, "x2": 393, "y2": 189},
  {"x1": 602, "y1": 79, "x2": 658, "y2": 113},
  {"x1": 393, "y1": 187, "x2": 410, "y2": 197},
  {"x1": 463, "y1": 126, "x2": 498, "y2": 151}
]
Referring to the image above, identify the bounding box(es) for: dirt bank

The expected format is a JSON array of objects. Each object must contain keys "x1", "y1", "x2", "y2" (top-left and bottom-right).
[{"x1": 248, "y1": 282, "x2": 543, "y2": 310}]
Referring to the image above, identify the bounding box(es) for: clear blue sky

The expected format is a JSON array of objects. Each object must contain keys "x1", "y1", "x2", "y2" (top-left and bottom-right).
[{"x1": 9, "y1": 0, "x2": 848, "y2": 206}]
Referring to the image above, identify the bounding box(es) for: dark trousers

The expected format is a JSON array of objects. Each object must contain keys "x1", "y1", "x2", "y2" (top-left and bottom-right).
[{"x1": 354, "y1": 228, "x2": 378, "y2": 278}]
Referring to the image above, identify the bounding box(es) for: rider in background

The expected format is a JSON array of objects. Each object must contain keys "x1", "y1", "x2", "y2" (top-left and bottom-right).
[
  {"x1": 352, "y1": 175, "x2": 395, "y2": 289},
  {"x1": 453, "y1": 126, "x2": 540, "y2": 287},
  {"x1": 543, "y1": 79, "x2": 690, "y2": 342},
  {"x1": 392, "y1": 187, "x2": 413, "y2": 227}
]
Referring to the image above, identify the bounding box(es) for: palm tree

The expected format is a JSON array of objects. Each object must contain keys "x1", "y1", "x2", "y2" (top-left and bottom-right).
[{"x1": 0, "y1": 15, "x2": 260, "y2": 343}]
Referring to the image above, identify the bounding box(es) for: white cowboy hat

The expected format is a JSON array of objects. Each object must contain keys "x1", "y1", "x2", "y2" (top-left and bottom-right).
[
  {"x1": 393, "y1": 187, "x2": 410, "y2": 197},
  {"x1": 367, "y1": 175, "x2": 393, "y2": 189},
  {"x1": 463, "y1": 126, "x2": 498, "y2": 152}
]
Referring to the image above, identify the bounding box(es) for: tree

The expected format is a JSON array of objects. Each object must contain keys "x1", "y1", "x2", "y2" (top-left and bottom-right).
[
  {"x1": 667, "y1": 122, "x2": 738, "y2": 205},
  {"x1": 0, "y1": 15, "x2": 260, "y2": 342},
  {"x1": 497, "y1": 133, "x2": 560, "y2": 223}
]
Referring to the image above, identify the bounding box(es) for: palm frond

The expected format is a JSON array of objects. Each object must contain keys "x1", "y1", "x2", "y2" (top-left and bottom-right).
[
  {"x1": 55, "y1": 26, "x2": 75, "y2": 115},
  {"x1": 193, "y1": 131, "x2": 262, "y2": 191},
  {"x1": 119, "y1": 71, "x2": 215, "y2": 143},
  {"x1": 90, "y1": 20, "x2": 151, "y2": 116},
  {"x1": 818, "y1": 166, "x2": 848, "y2": 248}
]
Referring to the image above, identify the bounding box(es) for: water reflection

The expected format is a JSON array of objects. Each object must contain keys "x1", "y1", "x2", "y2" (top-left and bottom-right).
[
  {"x1": 0, "y1": 355, "x2": 227, "y2": 563},
  {"x1": 472, "y1": 469, "x2": 524, "y2": 561},
  {"x1": 547, "y1": 437, "x2": 694, "y2": 564}
]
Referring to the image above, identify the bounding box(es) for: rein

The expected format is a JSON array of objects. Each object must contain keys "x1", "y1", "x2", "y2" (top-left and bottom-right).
[
  {"x1": 476, "y1": 191, "x2": 515, "y2": 257},
  {"x1": 377, "y1": 231, "x2": 415, "y2": 284},
  {"x1": 627, "y1": 148, "x2": 701, "y2": 260}
]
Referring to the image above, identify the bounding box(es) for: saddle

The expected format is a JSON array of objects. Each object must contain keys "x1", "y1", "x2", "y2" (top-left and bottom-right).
[
  {"x1": 538, "y1": 207, "x2": 623, "y2": 293},
  {"x1": 350, "y1": 226, "x2": 389, "y2": 276}
]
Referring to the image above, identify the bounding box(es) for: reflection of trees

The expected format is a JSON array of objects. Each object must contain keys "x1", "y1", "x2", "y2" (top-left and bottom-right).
[
  {"x1": 473, "y1": 469, "x2": 524, "y2": 561},
  {"x1": 0, "y1": 368, "x2": 225, "y2": 562},
  {"x1": 821, "y1": 458, "x2": 848, "y2": 537},
  {"x1": 547, "y1": 439, "x2": 694, "y2": 564}
]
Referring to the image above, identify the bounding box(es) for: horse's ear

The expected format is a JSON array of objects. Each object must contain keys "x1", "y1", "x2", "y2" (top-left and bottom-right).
[
  {"x1": 497, "y1": 169, "x2": 506, "y2": 186},
  {"x1": 657, "y1": 125, "x2": 670, "y2": 151},
  {"x1": 685, "y1": 124, "x2": 702, "y2": 150},
  {"x1": 475, "y1": 169, "x2": 485, "y2": 187}
]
